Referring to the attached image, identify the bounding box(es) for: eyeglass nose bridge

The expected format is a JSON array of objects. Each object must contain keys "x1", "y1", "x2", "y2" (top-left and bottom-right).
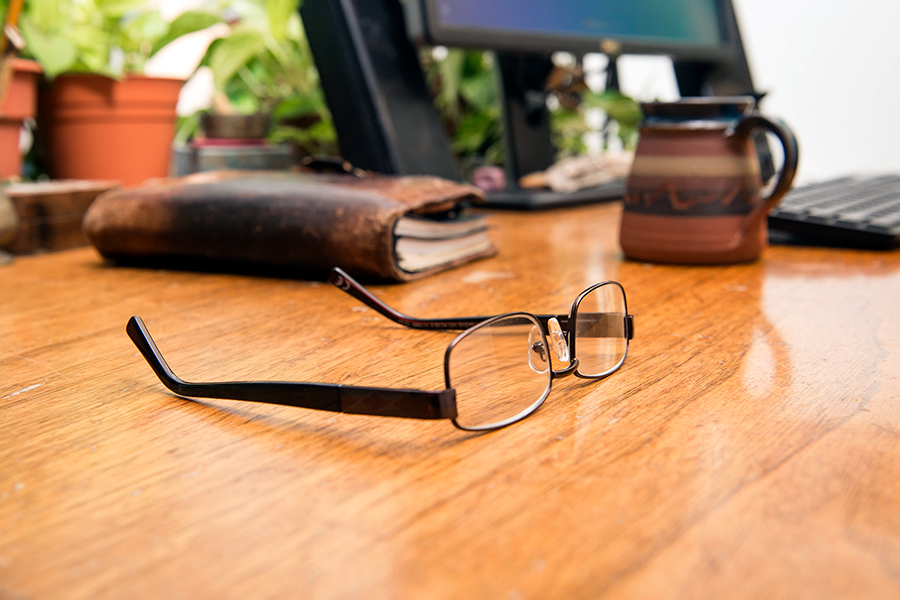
[{"x1": 545, "y1": 317, "x2": 579, "y2": 377}]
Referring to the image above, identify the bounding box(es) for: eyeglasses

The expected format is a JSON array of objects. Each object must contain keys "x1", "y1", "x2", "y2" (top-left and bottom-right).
[{"x1": 127, "y1": 268, "x2": 634, "y2": 431}]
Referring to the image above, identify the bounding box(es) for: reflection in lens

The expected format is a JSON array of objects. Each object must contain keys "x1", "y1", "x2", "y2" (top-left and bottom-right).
[
  {"x1": 573, "y1": 283, "x2": 628, "y2": 377},
  {"x1": 447, "y1": 314, "x2": 552, "y2": 430}
]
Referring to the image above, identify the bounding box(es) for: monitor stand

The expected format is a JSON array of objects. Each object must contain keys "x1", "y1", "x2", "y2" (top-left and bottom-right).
[{"x1": 299, "y1": 0, "x2": 459, "y2": 179}]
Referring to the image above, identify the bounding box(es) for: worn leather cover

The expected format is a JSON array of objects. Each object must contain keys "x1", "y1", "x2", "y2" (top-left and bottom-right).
[{"x1": 83, "y1": 170, "x2": 494, "y2": 281}]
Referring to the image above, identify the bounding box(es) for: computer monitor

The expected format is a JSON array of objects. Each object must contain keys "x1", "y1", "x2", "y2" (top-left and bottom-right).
[
  {"x1": 405, "y1": 0, "x2": 726, "y2": 58},
  {"x1": 300, "y1": 0, "x2": 761, "y2": 207}
]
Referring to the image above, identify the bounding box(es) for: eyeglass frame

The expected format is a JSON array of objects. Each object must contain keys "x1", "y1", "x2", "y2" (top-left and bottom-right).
[
  {"x1": 126, "y1": 267, "x2": 634, "y2": 431},
  {"x1": 329, "y1": 268, "x2": 634, "y2": 381}
]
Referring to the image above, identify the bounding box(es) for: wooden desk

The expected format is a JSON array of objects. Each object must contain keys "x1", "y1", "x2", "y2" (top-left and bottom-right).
[{"x1": 2, "y1": 203, "x2": 898, "y2": 599}]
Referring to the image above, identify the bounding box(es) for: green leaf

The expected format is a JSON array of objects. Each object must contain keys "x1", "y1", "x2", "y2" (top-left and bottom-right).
[
  {"x1": 459, "y1": 69, "x2": 495, "y2": 111},
  {"x1": 269, "y1": 119, "x2": 337, "y2": 156},
  {"x1": 584, "y1": 90, "x2": 643, "y2": 128},
  {"x1": 436, "y1": 49, "x2": 465, "y2": 118},
  {"x1": 95, "y1": 0, "x2": 146, "y2": 18},
  {"x1": 67, "y1": 22, "x2": 113, "y2": 73},
  {"x1": 208, "y1": 29, "x2": 267, "y2": 88},
  {"x1": 452, "y1": 110, "x2": 500, "y2": 155},
  {"x1": 151, "y1": 11, "x2": 224, "y2": 56},
  {"x1": 223, "y1": 76, "x2": 263, "y2": 113},
  {"x1": 75, "y1": 47, "x2": 115, "y2": 76},
  {"x1": 174, "y1": 113, "x2": 201, "y2": 144},
  {"x1": 18, "y1": 15, "x2": 77, "y2": 77},
  {"x1": 117, "y1": 10, "x2": 168, "y2": 54},
  {"x1": 25, "y1": 0, "x2": 71, "y2": 30},
  {"x1": 271, "y1": 95, "x2": 320, "y2": 120},
  {"x1": 265, "y1": 0, "x2": 300, "y2": 41},
  {"x1": 284, "y1": 11, "x2": 304, "y2": 42}
]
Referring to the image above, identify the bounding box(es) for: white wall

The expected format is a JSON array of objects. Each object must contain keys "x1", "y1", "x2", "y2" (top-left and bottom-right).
[{"x1": 729, "y1": 0, "x2": 900, "y2": 183}]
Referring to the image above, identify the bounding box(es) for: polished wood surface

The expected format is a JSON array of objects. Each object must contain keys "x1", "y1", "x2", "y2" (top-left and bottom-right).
[{"x1": 2, "y1": 202, "x2": 899, "y2": 599}]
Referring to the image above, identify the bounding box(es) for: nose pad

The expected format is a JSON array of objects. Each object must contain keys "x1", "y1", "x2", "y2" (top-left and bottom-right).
[
  {"x1": 528, "y1": 325, "x2": 549, "y2": 373},
  {"x1": 547, "y1": 317, "x2": 569, "y2": 363}
]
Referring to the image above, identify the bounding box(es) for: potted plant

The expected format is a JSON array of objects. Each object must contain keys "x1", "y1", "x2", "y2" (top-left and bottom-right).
[
  {"x1": 19, "y1": 0, "x2": 222, "y2": 184},
  {"x1": 181, "y1": 0, "x2": 337, "y2": 160}
]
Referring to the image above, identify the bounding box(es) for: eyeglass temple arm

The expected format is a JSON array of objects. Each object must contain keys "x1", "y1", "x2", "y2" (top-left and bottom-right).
[
  {"x1": 126, "y1": 317, "x2": 457, "y2": 420},
  {"x1": 328, "y1": 268, "x2": 487, "y2": 330},
  {"x1": 329, "y1": 268, "x2": 634, "y2": 339}
]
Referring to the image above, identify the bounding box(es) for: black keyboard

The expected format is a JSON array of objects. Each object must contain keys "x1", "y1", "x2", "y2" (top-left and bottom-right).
[{"x1": 768, "y1": 175, "x2": 900, "y2": 249}]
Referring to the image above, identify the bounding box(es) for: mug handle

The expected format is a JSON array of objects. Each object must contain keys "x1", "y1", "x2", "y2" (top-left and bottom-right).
[{"x1": 728, "y1": 114, "x2": 800, "y2": 212}]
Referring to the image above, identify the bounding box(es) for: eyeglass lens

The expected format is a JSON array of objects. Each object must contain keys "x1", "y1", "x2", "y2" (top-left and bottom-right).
[
  {"x1": 447, "y1": 314, "x2": 552, "y2": 430},
  {"x1": 574, "y1": 283, "x2": 629, "y2": 377}
]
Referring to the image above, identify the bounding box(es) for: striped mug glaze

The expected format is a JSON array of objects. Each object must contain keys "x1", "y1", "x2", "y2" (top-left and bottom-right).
[{"x1": 620, "y1": 97, "x2": 798, "y2": 264}]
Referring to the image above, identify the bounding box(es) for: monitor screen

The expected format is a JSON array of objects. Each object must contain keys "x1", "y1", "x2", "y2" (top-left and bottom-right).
[{"x1": 408, "y1": 0, "x2": 730, "y2": 58}]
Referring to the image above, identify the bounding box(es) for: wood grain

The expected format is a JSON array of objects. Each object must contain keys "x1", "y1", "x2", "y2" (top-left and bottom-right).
[{"x1": 1, "y1": 202, "x2": 898, "y2": 599}]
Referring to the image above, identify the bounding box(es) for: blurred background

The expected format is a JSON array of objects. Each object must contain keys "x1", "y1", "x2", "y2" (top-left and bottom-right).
[
  {"x1": 576, "y1": 0, "x2": 900, "y2": 184},
  {"x1": 7, "y1": 0, "x2": 900, "y2": 184}
]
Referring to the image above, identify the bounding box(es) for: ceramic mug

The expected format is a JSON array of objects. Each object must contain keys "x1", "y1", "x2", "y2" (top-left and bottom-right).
[{"x1": 619, "y1": 97, "x2": 798, "y2": 264}]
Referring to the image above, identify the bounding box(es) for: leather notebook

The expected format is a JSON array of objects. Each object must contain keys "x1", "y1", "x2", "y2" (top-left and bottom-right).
[{"x1": 83, "y1": 171, "x2": 496, "y2": 281}]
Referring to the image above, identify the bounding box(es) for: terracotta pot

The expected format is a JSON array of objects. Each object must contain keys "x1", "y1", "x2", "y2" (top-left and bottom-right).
[
  {"x1": 0, "y1": 59, "x2": 42, "y2": 179},
  {"x1": 40, "y1": 74, "x2": 183, "y2": 185}
]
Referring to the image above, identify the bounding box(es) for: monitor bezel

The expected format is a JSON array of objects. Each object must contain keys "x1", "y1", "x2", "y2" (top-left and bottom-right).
[{"x1": 407, "y1": 0, "x2": 740, "y2": 62}]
